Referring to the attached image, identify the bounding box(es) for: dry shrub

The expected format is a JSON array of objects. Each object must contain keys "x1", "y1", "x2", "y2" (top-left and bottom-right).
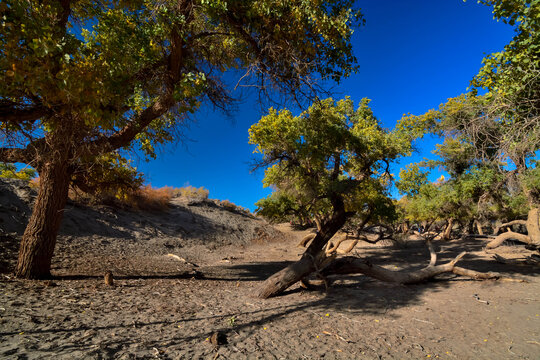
[
  {"x1": 126, "y1": 185, "x2": 173, "y2": 211},
  {"x1": 174, "y1": 185, "x2": 210, "y2": 201},
  {"x1": 219, "y1": 199, "x2": 237, "y2": 210},
  {"x1": 27, "y1": 176, "x2": 173, "y2": 211},
  {"x1": 29, "y1": 177, "x2": 40, "y2": 189},
  {"x1": 71, "y1": 185, "x2": 173, "y2": 211}
]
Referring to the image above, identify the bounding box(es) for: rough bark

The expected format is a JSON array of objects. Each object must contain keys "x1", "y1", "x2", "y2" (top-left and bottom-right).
[
  {"x1": 258, "y1": 205, "x2": 348, "y2": 298},
  {"x1": 15, "y1": 160, "x2": 71, "y2": 278}
]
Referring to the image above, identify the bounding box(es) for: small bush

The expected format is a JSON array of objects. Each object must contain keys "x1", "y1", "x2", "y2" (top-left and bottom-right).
[
  {"x1": 124, "y1": 185, "x2": 173, "y2": 211},
  {"x1": 29, "y1": 177, "x2": 40, "y2": 189},
  {"x1": 174, "y1": 186, "x2": 209, "y2": 201},
  {"x1": 220, "y1": 200, "x2": 237, "y2": 210}
]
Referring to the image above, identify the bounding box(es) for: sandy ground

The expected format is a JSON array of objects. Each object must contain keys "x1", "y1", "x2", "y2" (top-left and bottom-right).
[{"x1": 1, "y1": 179, "x2": 540, "y2": 359}]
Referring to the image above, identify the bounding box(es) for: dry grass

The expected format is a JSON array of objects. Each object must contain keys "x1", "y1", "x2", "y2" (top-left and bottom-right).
[
  {"x1": 220, "y1": 199, "x2": 238, "y2": 210},
  {"x1": 174, "y1": 185, "x2": 209, "y2": 201},
  {"x1": 28, "y1": 181, "x2": 219, "y2": 213},
  {"x1": 123, "y1": 185, "x2": 174, "y2": 211},
  {"x1": 69, "y1": 184, "x2": 175, "y2": 212}
]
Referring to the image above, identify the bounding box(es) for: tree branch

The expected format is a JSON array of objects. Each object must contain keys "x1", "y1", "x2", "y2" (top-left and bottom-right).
[
  {"x1": 0, "y1": 103, "x2": 49, "y2": 125},
  {"x1": 0, "y1": 147, "x2": 31, "y2": 164}
]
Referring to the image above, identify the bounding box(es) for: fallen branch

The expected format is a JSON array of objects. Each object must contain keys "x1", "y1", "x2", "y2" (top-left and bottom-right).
[
  {"x1": 486, "y1": 231, "x2": 532, "y2": 249},
  {"x1": 318, "y1": 240, "x2": 520, "y2": 285},
  {"x1": 321, "y1": 252, "x2": 466, "y2": 284},
  {"x1": 492, "y1": 254, "x2": 540, "y2": 268},
  {"x1": 493, "y1": 219, "x2": 527, "y2": 235}
]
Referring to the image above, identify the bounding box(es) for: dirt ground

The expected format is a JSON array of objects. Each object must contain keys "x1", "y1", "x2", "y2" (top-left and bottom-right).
[{"x1": 1, "y1": 180, "x2": 539, "y2": 359}]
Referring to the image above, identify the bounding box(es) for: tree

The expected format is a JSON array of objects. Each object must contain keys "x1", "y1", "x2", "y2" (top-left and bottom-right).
[
  {"x1": 249, "y1": 97, "x2": 411, "y2": 298},
  {"x1": 426, "y1": 93, "x2": 539, "y2": 248},
  {"x1": 0, "y1": 0, "x2": 362, "y2": 278},
  {"x1": 0, "y1": 162, "x2": 36, "y2": 181},
  {"x1": 470, "y1": 0, "x2": 540, "y2": 247},
  {"x1": 397, "y1": 0, "x2": 540, "y2": 248}
]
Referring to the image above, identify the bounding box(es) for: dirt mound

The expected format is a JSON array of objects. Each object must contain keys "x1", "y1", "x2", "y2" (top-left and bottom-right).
[{"x1": 0, "y1": 178, "x2": 285, "y2": 275}]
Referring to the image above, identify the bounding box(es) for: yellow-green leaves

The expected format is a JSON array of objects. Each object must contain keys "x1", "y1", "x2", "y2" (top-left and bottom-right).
[{"x1": 251, "y1": 97, "x2": 408, "y2": 221}]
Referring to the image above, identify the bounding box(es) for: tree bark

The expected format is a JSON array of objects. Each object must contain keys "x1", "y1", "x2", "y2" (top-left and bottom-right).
[
  {"x1": 474, "y1": 220, "x2": 484, "y2": 235},
  {"x1": 15, "y1": 160, "x2": 71, "y2": 279},
  {"x1": 526, "y1": 207, "x2": 540, "y2": 244},
  {"x1": 258, "y1": 205, "x2": 348, "y2": 298},
  {"x1": 298, "y1": 233, "x2": 316, "y2": 247},
  {"x1": 321, "y1": 252, "x2": 466, "y2": 284},
  {"x1": 494, "y1": 219, "x2": 527, "y2": 235},
  {"x1": 486, "y1": 208, "x2": 540, "y2": 249},
  {"x1": 442, "y1": 218, "x2": 454, "y2": 240},
  {"x1": 485, "y1": 230, "x2": 533, "y2": 249}
]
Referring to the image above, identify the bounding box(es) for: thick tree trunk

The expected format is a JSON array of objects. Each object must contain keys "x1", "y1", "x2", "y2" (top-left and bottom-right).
[
  {"x1": 526, "y1": 208, "x2": 540, "y2": 244},
  {"x1": 258, "y1": 206, "x2": 348, "y2": 298},
  {"x1": 15, "y1": 160, "x2": 71, "y2": 279}
]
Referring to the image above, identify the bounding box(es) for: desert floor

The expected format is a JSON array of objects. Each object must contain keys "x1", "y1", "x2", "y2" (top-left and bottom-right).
[{"x1": 0, "y1": 190, "x2": 539, "y2": 359}]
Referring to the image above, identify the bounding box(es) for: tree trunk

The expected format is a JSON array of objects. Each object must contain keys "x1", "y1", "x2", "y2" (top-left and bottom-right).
[
  {"x1": 474, "y1": 220, "x2": 484, "y2": 235},
  {"x1": 258, "y1": 205, "x2": 348, "y2": 298},
  {"x1": 442, "y1": 218, "x2": 454, "y2": 240},
  {"x1": 15, "y1": 160, "x2": 71, "y2": 279},
  {"x1": 526, "y1": 207, "x2": 540, "y2": 245},
  {"x1": 401, "y1": 221, "x2": 409, "y2": 234}
]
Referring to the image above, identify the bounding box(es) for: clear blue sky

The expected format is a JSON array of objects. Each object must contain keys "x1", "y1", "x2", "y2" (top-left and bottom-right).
[{"x1": 135, "y1": 0, "x2": 515, "y2": 211}]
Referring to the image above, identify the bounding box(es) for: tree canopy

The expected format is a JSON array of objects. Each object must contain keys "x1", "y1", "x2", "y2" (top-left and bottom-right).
[
  {"x1": 0, "y1": 0, "x2": 362, "y2": 279},
  {"x1": 250, "y1": 97, "x2": 412, "y2": 297}
]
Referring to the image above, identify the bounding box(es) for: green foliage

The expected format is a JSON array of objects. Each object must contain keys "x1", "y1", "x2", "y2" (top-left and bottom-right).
[
  {"x1": 1, "y1": 0, "x2": 362, "y2": 182},
  {"x1": 250, "y1": 97, "x2": 410, "y2": 225},
  {"x1": 399, "y1": 0, "x2": 540, "y2": 226},
  {"x1": 255, "y1": 191, "x2": 312, "y2": 224},
  {"x1": 473, "y1": 0, "x2": 540, "y2": 97},
  {"x1": 396, "y1": 164, "x2": 429, "y2": 197},
  {"x1": 0, "y1": 162, "x2": 36, "y2": 181}
]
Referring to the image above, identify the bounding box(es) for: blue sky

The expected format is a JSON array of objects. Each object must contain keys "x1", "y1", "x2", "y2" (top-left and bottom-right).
[{"x1": 135, "y1": 0, "x2": 515, "y2": 211}]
